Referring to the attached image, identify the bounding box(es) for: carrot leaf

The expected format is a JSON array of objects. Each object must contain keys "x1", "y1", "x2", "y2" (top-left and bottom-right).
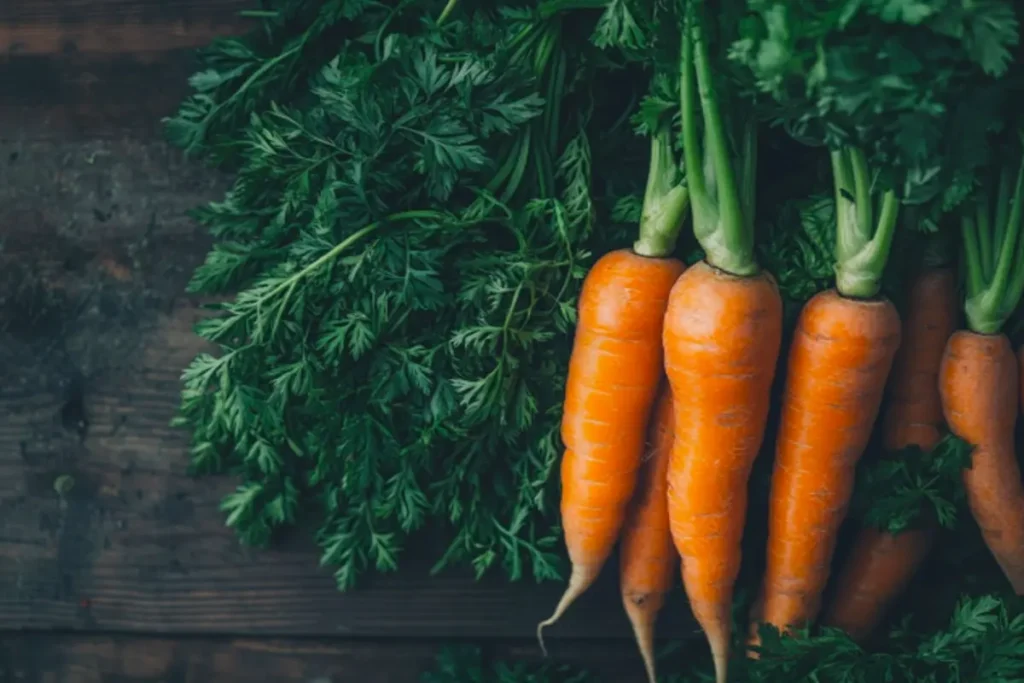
[
  {"x1": 731, "y1": 0, "x2": 1021, "y2": 298},
  {"x1": 169, "y1": 0, "x2": 654, "y2": 589},
  {"x1": 852, "y1": 433, "x2": 974, "y2": 535}
]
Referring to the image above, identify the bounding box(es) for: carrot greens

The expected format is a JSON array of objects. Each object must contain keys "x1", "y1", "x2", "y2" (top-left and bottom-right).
[
  {"x1": 169, "y1": 0, "x2": 650, "y2": 589},
  {"x1": 961, "y1": 138, "x2": 1024, "y2": 334}
]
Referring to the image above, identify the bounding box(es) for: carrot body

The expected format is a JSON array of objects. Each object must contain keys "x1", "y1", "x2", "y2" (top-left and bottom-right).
[
  {"x1": 822, "y1": 267, "x2": 957, "y2": 640},
  {"x1": 881, "y1": 268, "x2": 959, "y2": 452},
  {"x1": 822, "y1": 527, "x2": 935, "y2": 640},
  {"x1": 758, "y1": 289, "x2": 901, "y2": 634},
  {"x1": 940, "y1": 331, "x2": 1024, "y2": 593},
  {"x1": 620, "y1": 389, "x2": 677, "y2": 683},
  {"x1": 663, "y1": 261, "x2": 783, "y2": 683},
  {"x1": 538, "y1": 249, "x2": 685, "y2": 645}
]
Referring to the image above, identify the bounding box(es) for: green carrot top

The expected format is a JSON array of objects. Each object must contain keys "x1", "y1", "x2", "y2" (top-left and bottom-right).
[
  {"x1": 679, "y1": 0, "x2": 758, "y2": 277},
  {"x1": 962, "y1": 139, "x2": 1024, "y2": 335}
]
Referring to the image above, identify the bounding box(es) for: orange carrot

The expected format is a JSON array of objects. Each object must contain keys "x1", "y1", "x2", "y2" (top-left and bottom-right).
[
  {"x1": 663, "y1": 261, "x2": 783, "y2": 681},
  {"x1": 940, "y1": 332, "x2": 1024, "y2": 593},
  {"x1": 666, "y1": 8, "x2": 783, "y2": 680},
  {"x1": 881, "y1": 268, "x2": 959, "y2": 453},
  {"x1": 822, "y1": 526, "x2": 935, "y2": 640},
  {"x1": 537, "y1": 249, "x2": 684, "y2": 649},
  {"x1": 620, "y1": 388, "x2": 677, "y2": 683},
  {"x1": 758, "y1": 290, "x2": 901, "y2": 634},
  {"x1": 822, "y1": 266, "x2": 957, "y2": 640}
]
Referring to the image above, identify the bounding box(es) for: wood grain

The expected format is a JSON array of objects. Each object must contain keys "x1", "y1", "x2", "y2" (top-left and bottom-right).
[
  {"x1": 1, "y1": 1, "x2": 252, "y2": 55},
  {"x1": 0, "y1": 635, "x2": 660, "y2": 682},
  {"x1": 0, "y1": 53, "x2": 198, "y2": 139},
  {"x1": 0, "y1": 137, "x2": 698, "y2": 642}
]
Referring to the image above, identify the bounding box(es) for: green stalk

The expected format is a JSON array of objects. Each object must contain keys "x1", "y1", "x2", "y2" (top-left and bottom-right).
[
  {"x1": 679, "y1": 2, "x2": 757, "y2": 276},
  {"x1": 633, "y1": 122, "x2": 689, "y2": 258},
  {"x1": 831, "y1": 148, "x2": 900, "y2": 298},
  {"x1": 437, "y1": 0, "x2": 460, "y2": 25},
  {"x1": 965, "y1": 149, "x2": 1024, "y2": 334}
]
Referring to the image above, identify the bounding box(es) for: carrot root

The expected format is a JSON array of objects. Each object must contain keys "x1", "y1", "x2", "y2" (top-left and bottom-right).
[
  {"x1": 622, "y1": 591, "x2": 663, "y2": 683},
  {"x1": 536, "y1": 562, "x2": 600, "y2": 656},
  {"x1": 544, "y1": 249, "x2": 685, "y2": 649},
  {"x1": 940, "y1": 331, "x2": 1024, "y2": 594},
  {"x1": 822, "y1": 526, "x2": 935, "y2": 641},
  {"x1": 759, "y1": 289, "x2": 901, "y2": 633},
  {"x1": 619, "y1": 389, "x2": 677, "y2": 683},
  {"x1": 663, "y1": 261, "x2": 783, "y2": 682}
]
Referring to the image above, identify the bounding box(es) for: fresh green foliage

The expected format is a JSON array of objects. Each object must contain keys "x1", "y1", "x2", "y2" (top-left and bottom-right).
[
  {"x1": 169, "y1": 0, "x2": 654, "y2": 589},
  {"x1": 742, "y1": 595, "x2": 1024, "y2": 683},
  {"x1": 852, "y1": 433, "x2": 974, "y2": 534},
  {"x1": 657, "y1": 595, "x2": 1024, "y2": 683},
  {"x1": 421, "y1": 646, "x2": 592, "y2": 683},
  {"x1": 759, "y1": 196, "x2": 836, "y2": 302},
  {"x1": 731, "y1": 0, "x2": 1020, "y2": 206}
]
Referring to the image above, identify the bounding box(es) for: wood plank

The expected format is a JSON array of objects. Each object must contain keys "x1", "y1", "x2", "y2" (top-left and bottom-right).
[
  {"x1": 0, "y1": 635, "x2": 661, "y2": 682},
  {"x1": 0, "y1": 53, "x2": 199, "y2": 139},
  {"x1": 1, "y1": 1, "x2": 252, "y2": 56},
  {"x1": 0, "y1": 138, "x2": 699, "y2": 641}
]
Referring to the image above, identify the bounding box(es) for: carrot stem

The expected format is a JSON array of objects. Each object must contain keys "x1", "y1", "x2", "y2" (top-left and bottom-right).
[
  {"x1": 680, "y1": 1, "x2": 757, "y2": 277},
  {"x1": 965, "y1": 146, "x2": 1024, "y2": 334},
  {"x1": 634, "y1": 121, "x2": 689, "y2": 258},
  {"x1": 832, "y1": 148, "x2": 900, "y2": 298}
]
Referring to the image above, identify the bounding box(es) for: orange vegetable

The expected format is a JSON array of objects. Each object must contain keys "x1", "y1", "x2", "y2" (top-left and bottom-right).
[
  {"x1": 758, "y1": 289, "x2": 901, "y2": 633},
  {"x1": 822, "y1": 267, "x2": 957, "y2": 640},
  {"x1": 940, "y1": 332, "x2": 1024, "y2": 593},
  {"x1": 537, "y1": 249, "x2": 684, "y2": 649},
  {"x1": 620, "y1": 388, "x2": 677, "y2": 683},
  {"x1": 663, "y1": 261, "x2": 783, "y2": 683}
]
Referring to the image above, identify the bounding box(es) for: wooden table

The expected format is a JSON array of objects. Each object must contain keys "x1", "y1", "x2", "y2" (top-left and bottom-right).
[{"x1": 0, "y1": 3, "x2": 697, "y2": 681}]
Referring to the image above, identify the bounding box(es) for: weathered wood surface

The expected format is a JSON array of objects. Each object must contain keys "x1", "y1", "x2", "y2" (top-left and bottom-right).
[
  {"x1": 0, "y1": 635, "x2": 661, "y2": 682},
  {"x1": 1, "y1": 1, "x2": 252, "y2": 55},
  {"x1": 1, "y1": 0, "x2": 252, "y2": 139}
]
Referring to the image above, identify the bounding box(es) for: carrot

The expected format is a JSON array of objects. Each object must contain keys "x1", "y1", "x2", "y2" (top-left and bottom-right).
[
  {"x1": 880, "y1": 267, "x2": 959, "y2": 453},
  {"x1": 940, "y1": 333, "x2": 1024, "y2": 592},
  {"x1": 537, "y1": 90, "x2": 690, "y2": 649},
  {"x1": 620, "y1": 388, "x2": 676, "y2": 683},
  {"x1": 822, "y1": 527, "x2": 935, "y2": 640},
  {"x1": 938, "y1": 148, "x2": 1024, "y2": 595},
  {"x1": 822, "y1": 266, "x2": 958, "y2": 640},
  {"x1": 756, "y1": 146, "x2": 903, "y2": 638},
  {"x1": 665, "y1": 11, "x2": 783, "y2": 683}
]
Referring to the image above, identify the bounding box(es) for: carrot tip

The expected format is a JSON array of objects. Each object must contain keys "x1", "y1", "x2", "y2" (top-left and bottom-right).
[
  {"x1": 535, "y1": 563, "x2": 599, "y2": 657},
  {"x1": 624, "y1": 600, "x2": 659, "y2": 683}
]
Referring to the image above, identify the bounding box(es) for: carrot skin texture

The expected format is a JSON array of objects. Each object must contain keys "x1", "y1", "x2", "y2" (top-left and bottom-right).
[
  {"x1": 620, "y1": 389, "x2": 677, "y2": 683},
  {"x1": 940, "y1": 331, "x2": 1024, "y2": 594},
  {"x1": 759, "y1": 290, "x2": 901, "y2": 633},
  {"x1": 822, "y1": 526, "x2": 935, "y2": 640},
  {"x1": 881, "y1": 268, "x2": 959, "y2": 452},
  {"x1": 822, "y1": 268, "x2": 957, "y2": 640},
  {"x1": 540, "y1": 249, "x2": 685, "y2": 643},
  {"x1": 663, "y1": 261, "x2": 783, "y2": 683}
]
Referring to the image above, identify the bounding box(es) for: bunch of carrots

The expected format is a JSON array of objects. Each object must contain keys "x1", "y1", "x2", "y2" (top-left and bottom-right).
[{"x1": 536, "y1": 2, "x2": 1024, "y2": 682}]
